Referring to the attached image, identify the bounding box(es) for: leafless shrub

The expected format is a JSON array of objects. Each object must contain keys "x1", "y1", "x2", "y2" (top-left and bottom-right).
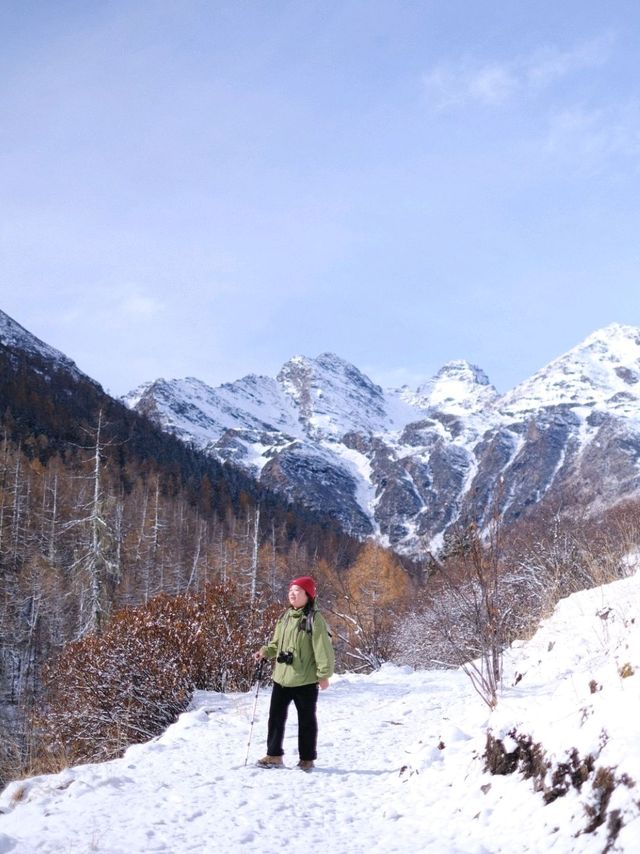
[
  {"x1": 0, "y1": 718, "x2": 24, "y2": 789},
  {"x1": 29, "y1": 586, "x2": 279, "y2": 771},
  {"x1": 506, "y1": 512, "x2": 633, "y2": 626},
  {"x1": 391, "y1": 519, "x2": 508, "y2": 707},
  {"x1": 390, "y1": 509, "x2": 639, "y2": 706}
]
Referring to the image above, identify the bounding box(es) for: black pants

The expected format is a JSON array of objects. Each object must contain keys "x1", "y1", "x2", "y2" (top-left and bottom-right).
[{"x1": 266, "y1": 681, "x2": 319, "y2": 761}]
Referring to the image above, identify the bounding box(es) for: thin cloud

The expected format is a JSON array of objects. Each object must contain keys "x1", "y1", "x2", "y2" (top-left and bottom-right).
[
  {"x1": 527, "y1": 33, "x2": 614, "y2": 88},
  {"x1": 53, "y1": 287, "x2": 166, "y2": 330},
  {"x1": 121, "y1": 293, "x2": 164, "y2": 318},
  {"x1": 467, "y1": 64, "x2": 519, "y2": 105},
  {"x1": 544, "y1": 102, "x2": 640, "y2": 170},
  {"x1": 423, "y1": 34, "x2": 615, "y2": 110}
]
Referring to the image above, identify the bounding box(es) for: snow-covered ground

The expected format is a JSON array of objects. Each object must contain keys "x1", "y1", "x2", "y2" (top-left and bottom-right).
[{"x1": 2, "y1": 572, "x2": 640, "y2": 853}]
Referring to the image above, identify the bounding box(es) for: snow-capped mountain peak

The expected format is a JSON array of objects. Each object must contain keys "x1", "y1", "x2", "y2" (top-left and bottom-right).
[
  {"x1": 408, "y1": 359, "x2": 499, "y2": 415},
  {"x1": 500, "y1": 322, "x2": 640, "y2": 418},
  {"x1": 277, "y1": 352, "x2": 389, "y2": 438}
]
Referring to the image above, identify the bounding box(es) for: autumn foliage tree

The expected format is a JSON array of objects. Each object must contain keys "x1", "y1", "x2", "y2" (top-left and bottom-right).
[{"x1": 329, "y1": 542, "x2": 412, "y2": 671}]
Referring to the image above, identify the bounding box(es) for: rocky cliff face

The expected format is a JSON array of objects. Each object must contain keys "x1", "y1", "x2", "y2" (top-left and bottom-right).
[{"x1": 123, "y1": 324, "x2": 640, "y2": 556}]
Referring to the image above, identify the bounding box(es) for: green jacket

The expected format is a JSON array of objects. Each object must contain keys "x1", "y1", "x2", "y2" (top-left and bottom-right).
[{"x1": 261, "y1": 606, "x2": 335, "y2": 688}]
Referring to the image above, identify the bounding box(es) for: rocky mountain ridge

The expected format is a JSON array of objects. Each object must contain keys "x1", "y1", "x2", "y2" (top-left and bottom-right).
[
  {"x1": 0, "y1": 310, "x2": 88, "y2": 382},
  {"x1": 123, "y1": 323, "x2": 640, "y2": 556}
]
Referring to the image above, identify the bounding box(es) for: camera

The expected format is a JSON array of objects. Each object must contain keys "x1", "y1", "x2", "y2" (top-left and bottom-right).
[{"x1": 277, "y1": 650, "x2": 294, "y2": 665}]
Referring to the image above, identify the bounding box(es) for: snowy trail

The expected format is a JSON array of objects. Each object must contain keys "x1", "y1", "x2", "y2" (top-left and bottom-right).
[{"x1": 0, "y1": 668, "x2": 484, "y2": 854}]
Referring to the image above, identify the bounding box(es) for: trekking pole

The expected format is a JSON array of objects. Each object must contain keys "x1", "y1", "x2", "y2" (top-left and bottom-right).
[{"x1": 244, "y1": 658, "x2": 265, "y2": 766}]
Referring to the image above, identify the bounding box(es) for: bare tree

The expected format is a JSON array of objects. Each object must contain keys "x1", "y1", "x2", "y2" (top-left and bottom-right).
[
  {"x1": 249, "y1": 506, "x2": 260, "y2": 603},
  {"x1": 66, "y1": 411, "x2": 120, "y2": 636},
  {"x1": 406, "y1": 520, "x2": 509, "y2": 708}
]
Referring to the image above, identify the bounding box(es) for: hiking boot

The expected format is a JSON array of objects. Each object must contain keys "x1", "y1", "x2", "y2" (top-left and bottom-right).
[
  {"x1": 297, "y1": 760, "x2": 314, "y2": 771},
  {"x1": 256, "y1": 755, "x2": 284, "y2": 768}
]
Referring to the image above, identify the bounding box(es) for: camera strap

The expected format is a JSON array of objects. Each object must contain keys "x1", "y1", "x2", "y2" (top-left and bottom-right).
[{"x1": 275, "y1": 606, "x2": 315, "y2": 661}]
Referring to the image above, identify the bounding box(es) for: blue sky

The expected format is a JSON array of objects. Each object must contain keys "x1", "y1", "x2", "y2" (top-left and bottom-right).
[{"x1": 2, "y1": 1, "x2": 640, "y2": 397}]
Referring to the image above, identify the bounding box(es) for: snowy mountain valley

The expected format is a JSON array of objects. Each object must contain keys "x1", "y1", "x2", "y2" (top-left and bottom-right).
[
  {"x1": 3, "y1": 306, "x2": 640, "y2": 852},
  {"x1": 2, "y1": 568, "x2": 639, "y2": 853},
  {"x1": 125, "y1": 323, "x2": 640, "y2": 556}
]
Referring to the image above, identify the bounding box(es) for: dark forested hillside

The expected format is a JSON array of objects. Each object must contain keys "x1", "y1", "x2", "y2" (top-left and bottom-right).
[{"x1": 0, "y1": 341, "x2": 361, "y2": 559}]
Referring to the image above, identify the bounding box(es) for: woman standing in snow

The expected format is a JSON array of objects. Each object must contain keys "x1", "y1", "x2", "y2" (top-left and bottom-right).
[{"x1": 254, "y1": 576, "x2": 334, "y2": 771}]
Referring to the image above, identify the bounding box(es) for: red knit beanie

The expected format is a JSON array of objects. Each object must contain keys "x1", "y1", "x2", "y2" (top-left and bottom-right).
[{"x1": 289, "y1": 576, "x2": 317, "y2": 600}]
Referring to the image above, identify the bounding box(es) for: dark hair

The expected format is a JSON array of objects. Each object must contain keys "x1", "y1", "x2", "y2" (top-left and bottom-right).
[{"x1": 299, "y1": 599, "x2": 316, "y2": 633}]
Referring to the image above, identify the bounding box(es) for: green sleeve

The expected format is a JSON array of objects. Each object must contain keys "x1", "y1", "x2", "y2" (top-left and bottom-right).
[
  {"x1": 311, "y1": 612, "x2": 335, "y2": 680},
  {"x1": 261, "y1": 615, "x2": 283, "y2": 660}
]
